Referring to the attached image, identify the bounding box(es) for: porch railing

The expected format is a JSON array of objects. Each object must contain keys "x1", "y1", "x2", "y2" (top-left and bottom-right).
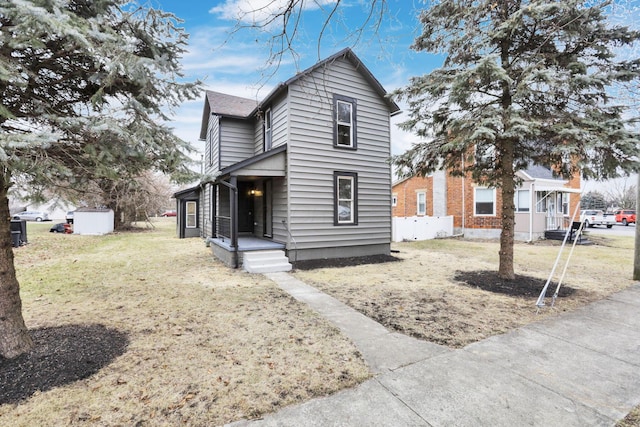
[
  {"x1": 215, "y1": 216, "x2": 232, "y2": 241},
  {"x1": 545, "y1": 215, "x2": 571, "y2": 231}
]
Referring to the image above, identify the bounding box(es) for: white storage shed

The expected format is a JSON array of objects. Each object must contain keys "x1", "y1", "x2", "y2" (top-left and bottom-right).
[{"x1": 73, "y1": 208, "x2": 114, "y2": 235}]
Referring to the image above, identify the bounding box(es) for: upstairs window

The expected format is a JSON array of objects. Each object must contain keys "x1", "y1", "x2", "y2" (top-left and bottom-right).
[
  {"x1": 474, "y1": 144, "x2": 495, "y2": 168},
  {"x1": 334, "y1": 94, "x2": 357, "y2": 149},
  {"x1": 263, "y1": 108, "x2": 272, "y2": 151},
  {"x1": 417, "y1": 191, "x2": 427, "y2": 215},
  {"x1": 334, "y1": 172, "x2": 358, "y2": 225}
]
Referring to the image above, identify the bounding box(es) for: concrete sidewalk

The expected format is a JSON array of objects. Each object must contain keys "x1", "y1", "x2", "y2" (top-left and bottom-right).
[{"x1": 229, "y1": 273, "x2": 640, "y2": 427}]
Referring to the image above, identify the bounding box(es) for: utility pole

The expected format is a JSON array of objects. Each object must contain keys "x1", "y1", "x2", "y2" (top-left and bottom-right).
[{"x1": 634, "y1": 173, "x2": 640, "y2": 280}]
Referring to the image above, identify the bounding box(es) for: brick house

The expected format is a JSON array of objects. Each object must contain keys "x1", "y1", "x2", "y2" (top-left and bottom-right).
[{"x1": 392, "y1": 166, "x2": 581, "y2": 241}]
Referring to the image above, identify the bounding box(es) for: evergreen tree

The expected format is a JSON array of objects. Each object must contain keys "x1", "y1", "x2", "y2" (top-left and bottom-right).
[
  {"x1": 0, "y1": 0, "x2": 200, "y2": 358},
  {"x1": 393, "y1": 0, "x2": 640, "y2": 279},
  {"x1": 581, "y1": 191, "x2": 608, "y2": 210}
]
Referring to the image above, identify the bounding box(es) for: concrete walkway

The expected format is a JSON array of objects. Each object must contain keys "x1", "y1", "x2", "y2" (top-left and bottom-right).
[{"x1": 229, "y1": 273, "x2": 640, "y2": 427}]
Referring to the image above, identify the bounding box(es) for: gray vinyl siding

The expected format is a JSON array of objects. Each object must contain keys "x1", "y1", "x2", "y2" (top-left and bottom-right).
[
  {"x1": 271, "y1": 95, "x2": 288, "y2": 149},
  {"x1": 253, "y1": 117, "x2": 263, "y2": 155},
  {"x1": 286, "y1": 57, "x2": 392, "y2": 251},
  {"x1": 272, "y1": 177, "x2": 288, "y2": 244},
  {"x1": 254, "y1": 94, "x2": 289, "y2": 155},
  {"x1": 219, "y1": 118, "x2": 254, "y2": 169},
  {"x1": 206, "y1": 116, "x2": 220, "y2": 174}
]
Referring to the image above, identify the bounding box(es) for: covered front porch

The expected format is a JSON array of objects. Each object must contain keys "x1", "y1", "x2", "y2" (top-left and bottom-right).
[
  {"x1": 514, "y1": 185, "x2": 582, "y2": 241},
  {"x1": 206, "y1": 145, "x2": 289, "y2": 269}
]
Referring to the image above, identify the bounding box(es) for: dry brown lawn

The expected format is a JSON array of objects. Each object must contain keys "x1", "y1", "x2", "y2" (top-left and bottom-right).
[
  {"x1": 0, "y1": 220, "x2": 369, "y2": 426},
  {"x1": 293, "y1": 234, "x2": 636, "y2": 348},
  {"x1": 1, "y1": 222, "x2": 638, "y2": 426}
]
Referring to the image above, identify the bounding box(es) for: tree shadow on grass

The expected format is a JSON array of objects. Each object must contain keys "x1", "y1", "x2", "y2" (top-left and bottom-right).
[
  {"x1": 0, "y1": 324, "x2": 129, "y2": 405},
  {"x1": 454, "y1": 270, "x2": 577, "y2": 298}
]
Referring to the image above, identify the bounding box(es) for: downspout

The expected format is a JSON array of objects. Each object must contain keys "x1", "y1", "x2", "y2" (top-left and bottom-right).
[
  {"x1": 529, "y1": 182, "x2": 534, "y2": 242},
  {"x1": 461, "y1": 153, "x2": 466, "y2": 233}
]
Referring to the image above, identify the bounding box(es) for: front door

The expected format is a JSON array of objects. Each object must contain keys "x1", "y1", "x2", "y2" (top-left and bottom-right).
[{"x1": 238, "y1": 181, "x2": 254, "y2": 233}]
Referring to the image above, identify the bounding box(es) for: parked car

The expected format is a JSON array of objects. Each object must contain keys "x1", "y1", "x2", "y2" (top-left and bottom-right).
[
  {"x1": 614, "y1": 209, "x2": 636, "y2": 226},
  {"x1": 161, "y1": 210, "x2": 177, "y2": 217},
  {"x1": 50, "y1": 223, "x2": 72, "y2": 233},
  {"x1": 65, "y1": 210, "x2": 75, "y2": 224},
  {"x1": 580, "y1": 210, "x2": 615, "y2": 228},
  {"x1": 12, "y1": 211, "x2": 49, "y2": 222}
]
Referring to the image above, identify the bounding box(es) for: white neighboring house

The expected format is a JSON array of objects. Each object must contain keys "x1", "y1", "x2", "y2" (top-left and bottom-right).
[
  {"x1": 73, "y1": 208, "x2": 114, "y2": 235},
  {"x1": 9, "y1": 199, "x2": 75, "y2": 221}
]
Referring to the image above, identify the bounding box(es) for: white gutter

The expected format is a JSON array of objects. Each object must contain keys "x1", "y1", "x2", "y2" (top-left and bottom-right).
[{"x1": 529, "y1": 182, "x2": 534, "y2": 242}]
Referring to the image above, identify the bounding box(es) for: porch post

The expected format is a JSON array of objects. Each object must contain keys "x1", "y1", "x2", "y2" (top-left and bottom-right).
[
  {"x1": 211, "y1": 183, "x2": 217, "y2": 239},
  {"x1": 230, "y1": 175, "x2": 238, "y2": 250}
]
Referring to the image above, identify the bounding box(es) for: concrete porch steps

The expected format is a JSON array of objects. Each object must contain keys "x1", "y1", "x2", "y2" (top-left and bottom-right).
[{"x1": 243, "y1": 250, "x2": 292, "y2": 273}]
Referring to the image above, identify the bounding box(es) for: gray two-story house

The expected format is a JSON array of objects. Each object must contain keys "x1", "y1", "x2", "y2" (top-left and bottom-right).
[{"x1": 195, "y1": 48, "x2": 401, "y2": 271}]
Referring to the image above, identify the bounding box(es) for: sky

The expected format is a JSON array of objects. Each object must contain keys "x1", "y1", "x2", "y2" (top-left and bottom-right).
[
  {"x1": 154, "y1": 0, "x2": 639, "y2": 192},
  {"x1": 153, "y1": 0, "x2": 438, "y2": 161}
]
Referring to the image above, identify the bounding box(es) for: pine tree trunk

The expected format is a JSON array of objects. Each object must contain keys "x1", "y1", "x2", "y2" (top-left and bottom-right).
[
  {"x1": 498, "y1": 140, "x2": 516, "y2": 280},
  {"x1": 0, "y1": 175, "x2": 33, "y2": 358}
]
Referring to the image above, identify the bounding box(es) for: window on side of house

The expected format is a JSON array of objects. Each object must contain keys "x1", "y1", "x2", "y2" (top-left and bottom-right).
[
  {"x1": 474, "y1": 144, "x2": 495, "y2": 168},
  {"x1": 474, "y1": 187, "x2": 495, "y2": 216},
  {"x1": 392, "y1": 194, "x2": 398, "y2": 207},
  {"x1": 333, "y1": 94, "x2": 357, "y2": 149},
  {"x1": 334, "y1": 172, "x2": 358, "y2": 225},
  {"x1": 186, "y1": 201, "x2": 197, "y2": 228},
  {"x1": 515, "y1": 190, "x2": 530, "y2": 212},
  {"x1": 263, "y1": 108, "x2": 272, "y2": 151},
  {"x1": 417, "y1": 191, "x2": 427, "y2": 215},
  {"x1": 207, "y1": 119, "x2": 214, "y2": 167}
]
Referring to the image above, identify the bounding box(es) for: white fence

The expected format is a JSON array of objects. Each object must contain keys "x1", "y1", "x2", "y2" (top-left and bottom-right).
[{"x1": 392, "y1": 216, "x2": 454, "y2": 242}]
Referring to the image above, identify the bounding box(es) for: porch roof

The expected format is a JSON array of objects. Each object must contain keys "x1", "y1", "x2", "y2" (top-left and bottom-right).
[
  {"x1": 534, "y1": 184, "x2": 582, "y2": 194},
  {"x1": 218, "y1": 144, "x2": 287, "y2": 179}
]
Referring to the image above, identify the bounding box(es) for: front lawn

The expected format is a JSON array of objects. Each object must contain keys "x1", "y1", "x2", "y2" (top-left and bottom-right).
[{"x1": 0, "y1": 220, "x2": 369, "y2": 426}]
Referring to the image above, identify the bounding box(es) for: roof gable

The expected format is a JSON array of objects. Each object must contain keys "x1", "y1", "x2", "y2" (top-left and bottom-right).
[
  {"x1": 206, "y1": 91, "x2": 258, "y2": 118},
  {"x1": 199, "y1": 48, "x2": 400, "y2": 140},
  {"x1": 199, "y1": 91, "x2": 258, "y2": 140},
  {"x1": 257, "y1": 48, "x2": 400, "y2": 116},
  {"x1": 519, "y1": 165, "x2": 567, "y2": 183}
]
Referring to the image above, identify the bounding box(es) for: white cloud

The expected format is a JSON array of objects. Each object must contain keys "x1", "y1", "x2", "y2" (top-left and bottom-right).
[{"x1": 210, "y1": 0, "x2": 337, "y2": 25}]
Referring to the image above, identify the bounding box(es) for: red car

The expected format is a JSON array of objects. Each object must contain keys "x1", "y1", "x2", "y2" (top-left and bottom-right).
[
  {"x1": 614, "y1": 209, "x2": 636, "y2": 226},
  {"x1": 160, "y1": 210, "x2": 177, "y2": 217}
]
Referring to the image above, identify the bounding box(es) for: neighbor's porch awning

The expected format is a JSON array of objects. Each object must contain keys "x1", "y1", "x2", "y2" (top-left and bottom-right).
[{"x1": 533, "y1": 185, "x2": 582, "y2": 194}]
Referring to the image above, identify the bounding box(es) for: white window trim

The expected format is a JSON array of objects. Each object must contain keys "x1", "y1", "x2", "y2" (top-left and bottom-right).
[
  {"x1": 474, "y1": 187, "x2": 496, "y2": 216},
  {"x1": 416, "y1": 191, "x2": 427, "y2": 215},
  {"x1": 334, "y1": 172, "x2": 358, "y2": 225},
  {"x1": 392, "y1": 194, "x2": 398, "y2": 207},
  {"x1": 186, "y1": 201, "x2": 197, "y2": 228},
  {"x1": 514, "y1": 189, "x2": 530, "y2": 213},
  {"x1": 333, "y1": 94, "x2": 357, "y2": 149},
  {"x1": 336, "y1": 100, "x2": 353, "y2": 147},
  {"x1": 337, "y1": 176, "x2": 354, "y2": 223}
]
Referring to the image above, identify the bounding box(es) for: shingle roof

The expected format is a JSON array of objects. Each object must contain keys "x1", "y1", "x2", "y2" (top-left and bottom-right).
[
  {"x1": 205, "y1": 91, "x2": 258, "y2": 118},
  {"x1": 523, "y1": 165, "x2": 558, "y2": 180},
  {"x1": 199, "y1": 48, "x2": 400, "y2": 140}
]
